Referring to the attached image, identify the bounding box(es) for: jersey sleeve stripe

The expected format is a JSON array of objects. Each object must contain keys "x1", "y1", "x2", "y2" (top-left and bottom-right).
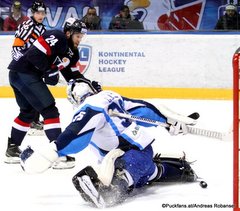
[
  {"x1": 13, "y1": 37, "x2": 25, "y2": 47},
  {"x1": 34, "y1": 36, "x2": 52, "y2": 56}
]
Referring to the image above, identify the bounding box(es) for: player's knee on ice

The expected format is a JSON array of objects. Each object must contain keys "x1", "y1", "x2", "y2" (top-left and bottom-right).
[{"x1": 115, "y1": 145, "x2": 156, "y2": 188}]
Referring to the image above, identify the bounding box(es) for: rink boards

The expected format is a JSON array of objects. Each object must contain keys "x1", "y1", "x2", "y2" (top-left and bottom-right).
[{"x1": 0, "y1": 86, "x2": 232, "y2": 100}]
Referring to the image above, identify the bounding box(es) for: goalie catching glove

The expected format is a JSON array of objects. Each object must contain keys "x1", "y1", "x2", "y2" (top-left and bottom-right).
[
  {"x1": 20, "y1": 142, "x2": 58, "y2": 174},
  {"x1": 157, "y1": 105, "x2": 199, "y2": 135}
]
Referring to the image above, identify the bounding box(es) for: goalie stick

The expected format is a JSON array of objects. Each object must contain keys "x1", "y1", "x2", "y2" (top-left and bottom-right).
[{"x1": 108, "y1": 109, "x2": 229, "y2": 141}]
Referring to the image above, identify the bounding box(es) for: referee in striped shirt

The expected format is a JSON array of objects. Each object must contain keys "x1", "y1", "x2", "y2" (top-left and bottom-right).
[{"x1": 11, "y1": 1, "x2": 47, "y2": 132}]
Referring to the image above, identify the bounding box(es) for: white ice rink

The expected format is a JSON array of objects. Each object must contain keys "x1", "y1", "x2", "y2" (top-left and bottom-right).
[{"x1": 0, "y1": 98, "x2": 234, "y2": 211}]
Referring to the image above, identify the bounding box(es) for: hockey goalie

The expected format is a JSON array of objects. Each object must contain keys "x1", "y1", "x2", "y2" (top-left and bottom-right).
[{"x1": 20, "y1": 79, "x2": 199, "y2": 208}]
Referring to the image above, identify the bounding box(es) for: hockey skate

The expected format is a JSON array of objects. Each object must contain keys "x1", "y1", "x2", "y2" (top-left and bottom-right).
[
  {"x1": 52, "y1": 155, "x2": 75, "y2": 169},
  {"x1": 72, "y1": 166, "x2": 130, "y2": 208},
  {"x1": 4, "y1": 137, "x2": 21, "y2": 164},
  {"x1": 152, "y1": 153, "x2": 198, "y2": 183},
  {"x1": 27, "y1": 120, "x2": 45, "y2": 136}
]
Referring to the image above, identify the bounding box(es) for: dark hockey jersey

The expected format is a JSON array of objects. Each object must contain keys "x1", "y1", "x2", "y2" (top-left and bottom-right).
[
  {"x1": 8, "y1": 30, "x2": 84, "y2": 81},
  {"x1": 58, "y1": 42, "x2": 83, "y2": 82}
]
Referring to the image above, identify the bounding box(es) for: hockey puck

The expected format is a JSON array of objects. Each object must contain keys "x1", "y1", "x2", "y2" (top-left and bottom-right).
[
  {"x1": 200, "y1": 181, "x2": 207, "y2": 188},
  {"x1": 188, "y1": 112, "x2": 200, "y2": 120}
]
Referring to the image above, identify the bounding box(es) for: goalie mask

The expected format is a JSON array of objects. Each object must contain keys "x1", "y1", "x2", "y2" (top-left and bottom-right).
[{"x1": 67, "y1": 80, "x2": 95, "y2": 106}]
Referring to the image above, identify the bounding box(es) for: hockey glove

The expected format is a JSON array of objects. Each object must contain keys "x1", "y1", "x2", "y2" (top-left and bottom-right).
[
  {"x1": 91, "y1": 80, "x2": 102, "y2": 93},
  {"x1": 44, "y1": 57, "x2": 70, "y2": 85},
  {"x1": 20, "y1": 142, "x2": 58, "y2": 174},
  {"x1": 157, "y1": 105, "x2": 198, "y2": 136},
  {"x1": 167, "y1": 120, "x2": 189, "y2": 135},
  {"x1": 44, "y1": 67, "x2": 59, "y2": 85}
]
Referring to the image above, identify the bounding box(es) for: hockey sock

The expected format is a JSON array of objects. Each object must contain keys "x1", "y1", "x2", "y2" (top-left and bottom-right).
[
  {"x1": 44, "y1": 117, "x2": 61, "y2": 141},
  {"x1": 11, "y1": 117, "x2": 30, "y2": 146}
]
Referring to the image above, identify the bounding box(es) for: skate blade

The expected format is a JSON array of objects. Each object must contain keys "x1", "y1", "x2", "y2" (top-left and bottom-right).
[
  {"x1": 4, "y1": 156, "x2": 20, "y2": 164},
  {"x1": 52, "y1": 161, "x2": 75, "y2": 170},
  {"x1": 27, "y1": 129, "x2": 45, "y2": 136}
]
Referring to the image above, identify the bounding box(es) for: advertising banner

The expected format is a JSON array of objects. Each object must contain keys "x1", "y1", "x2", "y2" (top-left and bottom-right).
[{"x1": 0, "y1": 0, "x2": 236, "y2": 31}]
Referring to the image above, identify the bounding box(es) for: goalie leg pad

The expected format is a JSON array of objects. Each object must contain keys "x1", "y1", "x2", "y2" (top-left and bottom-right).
[
  {"x1": 72, "y1": 166, "x2": 106, "y2": 208},
  {"x1": 72, "y1": 166, "x2": 130, "y2": 208},
  {"x1": 152, "y1": 153, "x2": 197, "y2": 182}
]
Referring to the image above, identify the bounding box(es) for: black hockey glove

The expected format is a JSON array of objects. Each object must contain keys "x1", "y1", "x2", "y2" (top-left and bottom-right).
[
  {"x1": 91, "y1": 80, "x2": 102, "y2": 93},
  {"x1": 44, "y1": 67, "x2": 59, "y2": 86}
]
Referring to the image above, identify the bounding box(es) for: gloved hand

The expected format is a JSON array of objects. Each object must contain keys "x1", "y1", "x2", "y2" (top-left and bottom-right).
[
  {"x1": 166, "y1": 112, "x2": 199, "y2": 135},
  {"x1": 156, "y1": 104, "x2": 199, "y2": 136},
  {"x1": 44, "y1": 67, "x2": 59, "y2": 85},
  {"x1": 91, "y1": 80, "x2": 102, "y2": 93},
  {"x1": 20, "y1": 142, "x2": 58, "y2": 174},
  {"x1": 167, "y1": 120, "x2": 189, "y2": 135},
  {"x1": 44, "y1": 57, "x2": 70, "y2": 85}
]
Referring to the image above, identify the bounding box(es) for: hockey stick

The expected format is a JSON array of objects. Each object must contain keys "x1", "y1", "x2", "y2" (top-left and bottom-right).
[{"x1": 108, "y1": 109, "x2": 229, "y2": 141}]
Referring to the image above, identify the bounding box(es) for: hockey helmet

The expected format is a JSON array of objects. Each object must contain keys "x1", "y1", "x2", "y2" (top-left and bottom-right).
[
  {"x1": 63, "y1": 18, "x2": 88, "y2": 34},
  {"x1": 225, "y1": 4, "x2": 237, "y2": 11},
  {"x1": 67, "y1": 79, "x2": 94, "y2": 106},
  {"x1": 31, "y1": 1, "x2": 46, "y2": 13}
]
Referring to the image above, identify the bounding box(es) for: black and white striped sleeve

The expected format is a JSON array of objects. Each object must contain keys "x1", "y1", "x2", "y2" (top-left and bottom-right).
[{"x1": 15, "y1": 19, "x2": 34, "y2": 41}]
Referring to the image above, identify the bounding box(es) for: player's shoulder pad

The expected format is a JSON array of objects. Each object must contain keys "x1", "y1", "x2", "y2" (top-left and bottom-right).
[
  {"x1": 42, "y1": 30, "x2": 68, "y2": 54},
  {"x1": 43, "y1": 30, "x2": 66, "y2": 40}
]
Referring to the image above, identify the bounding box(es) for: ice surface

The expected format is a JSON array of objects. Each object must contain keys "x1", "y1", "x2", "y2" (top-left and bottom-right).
[{"x1": 0, "y1": 98, "x2": 233, "y2": 211}]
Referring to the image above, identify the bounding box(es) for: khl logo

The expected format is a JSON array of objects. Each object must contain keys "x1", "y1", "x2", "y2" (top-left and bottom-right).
[{"x1": 77, "y1": 44, "x2": 92, "y2": 74}]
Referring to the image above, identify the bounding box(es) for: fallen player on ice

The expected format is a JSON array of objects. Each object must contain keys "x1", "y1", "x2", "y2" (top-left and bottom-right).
[{"x1": 20, "y1": 79, "x2": 200, "y2": 208}]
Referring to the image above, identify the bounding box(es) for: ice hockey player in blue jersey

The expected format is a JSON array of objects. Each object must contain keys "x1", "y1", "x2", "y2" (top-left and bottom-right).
[
  {"x1": 12, "y1": 1, "x2": 47, "y2": 134},
  {"x1": 5, "y1": 18, "x2": 101, "y2": 169},
  {"x1": 20, "y1": 79, "x2": 198, "y2": 208}
]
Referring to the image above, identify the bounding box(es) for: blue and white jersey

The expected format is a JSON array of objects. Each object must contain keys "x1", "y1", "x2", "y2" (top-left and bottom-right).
[{"x1": 56, "y1": 90, "x2": 167, "y2": 160}]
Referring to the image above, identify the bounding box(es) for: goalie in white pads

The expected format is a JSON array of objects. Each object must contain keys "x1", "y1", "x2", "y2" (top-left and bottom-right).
[{"x1": 20, "y1": 80, "x2": 199, "y2": 208}]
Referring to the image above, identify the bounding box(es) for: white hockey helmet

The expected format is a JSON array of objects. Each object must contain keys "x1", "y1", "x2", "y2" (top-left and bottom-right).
[{"x1": 67, "y1": 80, "x2": 95, "y2": 106}]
